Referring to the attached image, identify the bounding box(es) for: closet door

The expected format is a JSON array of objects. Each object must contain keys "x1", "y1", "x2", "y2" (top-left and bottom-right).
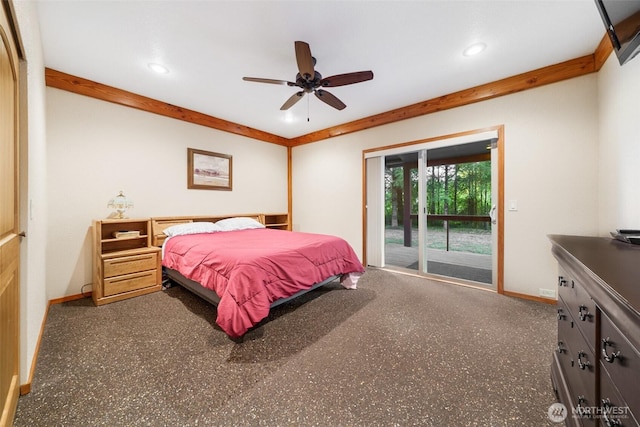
[{"x1": 0, "y1": 4, "x2": 21, "y2": 425}]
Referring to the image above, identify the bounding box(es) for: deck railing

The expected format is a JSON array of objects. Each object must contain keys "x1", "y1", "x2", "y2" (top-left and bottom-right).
[{"x1": 427, "y1": 215, "x2": 491, "y2": 251}]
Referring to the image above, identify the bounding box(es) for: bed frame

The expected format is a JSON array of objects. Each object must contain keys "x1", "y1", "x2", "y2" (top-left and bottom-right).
[
  {"x1": 151, "y1": 214, "x2": 339, "y2": 309},
  {"x1": 164, "y1": 267, "x2": 339, "y2": 308}
]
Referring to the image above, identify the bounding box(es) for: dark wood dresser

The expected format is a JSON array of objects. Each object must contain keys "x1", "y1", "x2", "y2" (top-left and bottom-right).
[{"x1": 549, "y1": 235, "x2": 640, "y2": 426}]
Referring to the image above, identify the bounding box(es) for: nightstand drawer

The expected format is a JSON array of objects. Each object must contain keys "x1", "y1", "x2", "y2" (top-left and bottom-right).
[
  {"x1": 104, "y1": 270, "x2": 157, "y2": 296},
  {"x1": 103, "y1": 253, "x2": 158, "y2": 278}
]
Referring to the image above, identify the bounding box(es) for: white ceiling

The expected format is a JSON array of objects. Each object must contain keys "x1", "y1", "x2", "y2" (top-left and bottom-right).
[{"x1": 35, "y1": 0, "x2": 606, "y2": 139}]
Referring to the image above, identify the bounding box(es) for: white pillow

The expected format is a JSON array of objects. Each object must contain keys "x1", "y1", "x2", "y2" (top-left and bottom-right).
[
  {"x1": 163, "y1": 222, "x2": 222, "y2": 237},
  {"x1": 215, "y1": 217, "x2": 265, "y2": 231}
]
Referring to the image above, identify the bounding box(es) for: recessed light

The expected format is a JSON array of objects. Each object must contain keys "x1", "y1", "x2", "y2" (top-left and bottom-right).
[
  {"x1": 282, "y1": 112, "x2": 295, "y2": 124},
  {"x1": 148, "y1": 63, "x2": 170, "y2": 74},
  {"x1": 463, "y1": 43, "x2": 486, "y2": 57}
]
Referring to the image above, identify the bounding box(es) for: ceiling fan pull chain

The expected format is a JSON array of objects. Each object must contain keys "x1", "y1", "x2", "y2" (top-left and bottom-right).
[{"x1": 307, "y1": 94, "x2": 310, "y2": 122}]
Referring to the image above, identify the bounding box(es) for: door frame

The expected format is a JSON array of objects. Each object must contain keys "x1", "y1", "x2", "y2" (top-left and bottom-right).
[
  {"x1": 362, "y1": 125, "x2": 504, "y2": 294},
  {"x1": 0, "y1": 1, "x2": 21, "y2": 424}
]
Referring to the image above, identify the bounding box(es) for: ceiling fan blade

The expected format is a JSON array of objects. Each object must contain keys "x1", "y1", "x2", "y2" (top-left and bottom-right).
[
  {"x1": 294, "y1": 41, "x2": 315, "y2": 80},
  {"x1": 243, "y1": 77, "x2": 294, "y2": 86},
  {"x1": 314, "y1": 89, "x2": 346, "y2": 110},
  {"x1": 280, "y1": 91, "x2": 305, "y2": 110},
  {"x1": 320, "y1": 70, "x2": 374, "y2": 87}
]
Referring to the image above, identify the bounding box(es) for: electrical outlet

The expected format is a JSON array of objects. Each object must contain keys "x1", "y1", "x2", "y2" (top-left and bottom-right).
[{"x1": 539, "y1": 288, "x2": 556, "y2": 298}]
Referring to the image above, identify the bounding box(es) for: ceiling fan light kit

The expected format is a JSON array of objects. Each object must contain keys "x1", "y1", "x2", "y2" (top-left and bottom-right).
[{"x1": 243, "y1": 41, "x2": 373, "y2": 113}]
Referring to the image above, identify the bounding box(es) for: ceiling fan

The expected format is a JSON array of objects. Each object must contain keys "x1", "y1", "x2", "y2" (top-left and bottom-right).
[{"x1": 243, "y1": 41, "x2": 374, "y2": 111}]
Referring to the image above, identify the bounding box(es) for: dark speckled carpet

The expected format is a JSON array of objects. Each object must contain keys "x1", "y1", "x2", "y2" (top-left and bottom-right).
[{"x1": 14, "y1": 268, "x2": 562, "y2": 426}]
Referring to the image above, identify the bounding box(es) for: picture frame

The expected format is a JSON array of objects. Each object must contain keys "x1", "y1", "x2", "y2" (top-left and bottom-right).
[{"x1": 187, "y1": 148, "x2": 232, "y2": 190}]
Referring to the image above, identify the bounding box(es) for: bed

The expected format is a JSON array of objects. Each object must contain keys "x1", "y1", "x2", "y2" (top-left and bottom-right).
[{"x1": 151, "y1": 214, "x2": 364, "y2": 338}]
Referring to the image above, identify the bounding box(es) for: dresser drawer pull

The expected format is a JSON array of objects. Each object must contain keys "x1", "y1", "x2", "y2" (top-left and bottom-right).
[
  {"x1": 578, "y1": 305, "x2": 592, "y2": 321},
  {"x1": 577, "y1": 351, "x2": 590, "y2": 370},
  {"x1": 557, "y1": 308, "x2": 565, "y2": 321},
  {"x1": 600, "y1": 399, "x2": 622, "y2": 426},
  {"x1": 576, "y1": 395, "x2": 592, "y2": 418},
  {"x1": 558, "y1": 276, "x2": 567, "y2": 287},
  {"x1": 602, "y1": 338, "x2": 621, "y2": 363},
  {"x1": 556, "y1": 341, "x2": 565, "y2": 354}
]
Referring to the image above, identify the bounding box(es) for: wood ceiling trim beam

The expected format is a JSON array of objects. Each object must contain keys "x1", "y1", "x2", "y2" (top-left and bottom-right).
[
  {"x1": 44, "y1": 68, "x2": 291, "y2": 147},
  {"x1": 290, "y1": 54, "x2": 597, "y2": 147},
  {"x1": 46, "y1": 44, "x2": 610, "y2": 149},
  {"x1": 594, "y1": 33, "x2": 614, "y2": 71}
]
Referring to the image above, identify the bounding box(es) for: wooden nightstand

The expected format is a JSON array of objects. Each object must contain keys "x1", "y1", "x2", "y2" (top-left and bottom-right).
[{"x1": 92, "y1": 218, "x2": 162, "y2": 305}]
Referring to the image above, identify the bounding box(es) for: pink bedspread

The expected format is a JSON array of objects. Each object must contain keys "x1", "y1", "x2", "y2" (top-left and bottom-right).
[{"x1": 162, "y1": 228, "x2": 364, "y2": 338}]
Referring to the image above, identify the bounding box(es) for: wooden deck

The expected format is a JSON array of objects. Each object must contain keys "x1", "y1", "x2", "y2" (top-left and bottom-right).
[{"x1": 385, "y1": 242, "x2": 492, "y2": 284}]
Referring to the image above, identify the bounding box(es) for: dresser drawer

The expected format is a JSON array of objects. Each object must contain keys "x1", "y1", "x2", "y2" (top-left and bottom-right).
[
  {"x1": 558, "y1": 296, "x2": 596, "y2": 361},
  {"x1": 600, "y1": 312, "x2": 640, "y2": 419},
  {"x1": 556, "y1": 353, "x2": 598, "y2": 424},
  {"x1": 104, "y1": 270, "x2": 157, "y2": 296},
  {"x1": 557, "y1": 332, "x2": 597, "y2": 422},
  {"x1": 600, "y1": 366, "x2": 638, "y2": 427},
  {"x1": 558, "y1": 272, "x2": 596, "y2": 351},
  {"x1": 103, "y1": 252, "x2": 158, "y2": 278}
]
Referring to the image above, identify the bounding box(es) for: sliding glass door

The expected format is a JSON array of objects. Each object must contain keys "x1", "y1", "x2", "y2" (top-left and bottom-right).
[
  {"x1": 421, "y1": 142, "x2": 494, "y2": 286},
  {"x1": 383, "y1": 152, "x2": 420, "y2": 270},
  {"x1": 366, "y1": 130, "x2": 500, "y2": 290}
]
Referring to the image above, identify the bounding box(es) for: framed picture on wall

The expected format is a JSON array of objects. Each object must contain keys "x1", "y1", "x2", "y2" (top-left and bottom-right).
[{"x1": 187, "y1": 148, "x2": 232, "y2": 190}]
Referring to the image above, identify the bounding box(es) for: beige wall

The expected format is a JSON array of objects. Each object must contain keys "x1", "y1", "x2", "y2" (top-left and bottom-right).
[
  {"x1": 597, "y1": 53, "x2": 640, "y2": 233},
  {"x1": 292, "y1": 74, "x2": 600, "y2": 298},
  {"x1": 45, "y1": 88, "x2": 289, "y2": 299}
]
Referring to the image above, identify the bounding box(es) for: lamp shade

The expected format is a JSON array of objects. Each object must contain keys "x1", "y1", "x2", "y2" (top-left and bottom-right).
[{"x1": 107, "y1": 191, "x2": 134, "y2": 218}]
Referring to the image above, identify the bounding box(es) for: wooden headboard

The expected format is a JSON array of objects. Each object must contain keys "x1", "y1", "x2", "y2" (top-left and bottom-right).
[{"x1": 151, "y1": 214, "x2": 265, "y2": 247}]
